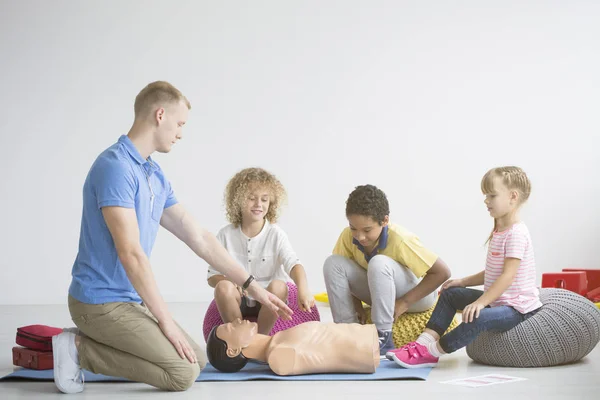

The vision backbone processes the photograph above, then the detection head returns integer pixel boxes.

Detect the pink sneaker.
[385,343,414,361]
[389,342,439,368]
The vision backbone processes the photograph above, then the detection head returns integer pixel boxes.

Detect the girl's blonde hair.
[224,167,287,227]
[481,166,531,243]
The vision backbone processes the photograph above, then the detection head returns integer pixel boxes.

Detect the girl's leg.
[424,287,484,338]
[438,305,525,353]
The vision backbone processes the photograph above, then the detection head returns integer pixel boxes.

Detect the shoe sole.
[390,352,438,369]
[386,349,406,361]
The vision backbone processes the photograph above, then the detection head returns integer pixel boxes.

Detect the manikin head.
[206,319,259,372]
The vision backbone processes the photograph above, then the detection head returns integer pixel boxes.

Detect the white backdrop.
[1,0,598,305]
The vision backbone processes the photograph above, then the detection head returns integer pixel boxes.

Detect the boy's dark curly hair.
[345,184,390,224]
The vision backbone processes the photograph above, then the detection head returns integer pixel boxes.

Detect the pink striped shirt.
[484,222,542,314]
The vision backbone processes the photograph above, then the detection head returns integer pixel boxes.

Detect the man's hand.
[246,282,293,320]
[158,319,197,363]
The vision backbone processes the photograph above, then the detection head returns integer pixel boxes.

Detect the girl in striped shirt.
[387,166,543,368]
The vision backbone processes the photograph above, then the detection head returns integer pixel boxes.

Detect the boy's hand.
[462,301,485,323]
[297,286,315,312]
[394,298,410,319]
[356,306,367,324]
[352,296,367,324]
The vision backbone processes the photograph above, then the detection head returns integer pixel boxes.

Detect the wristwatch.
[242,275,255,291]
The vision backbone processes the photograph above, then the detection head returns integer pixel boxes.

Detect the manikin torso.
[262,322,380,376]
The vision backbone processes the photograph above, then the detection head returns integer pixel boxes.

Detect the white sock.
[416,332,436,345]
[68,333,80,365]
[427,341,444,358]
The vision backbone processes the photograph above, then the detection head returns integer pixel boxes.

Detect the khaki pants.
[68,295,206,391]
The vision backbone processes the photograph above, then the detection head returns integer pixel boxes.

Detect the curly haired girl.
[207,168,314,334]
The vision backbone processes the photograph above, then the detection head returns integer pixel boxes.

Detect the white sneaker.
[52,332,84,394]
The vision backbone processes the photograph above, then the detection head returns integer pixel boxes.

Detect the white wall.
[1,1,598,305]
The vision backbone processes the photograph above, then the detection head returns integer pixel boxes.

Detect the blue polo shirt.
[69,135,177,304]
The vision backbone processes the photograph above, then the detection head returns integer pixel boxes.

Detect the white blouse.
[207,220,301,299]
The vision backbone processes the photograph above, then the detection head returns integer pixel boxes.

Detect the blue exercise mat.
[0,360,431,382]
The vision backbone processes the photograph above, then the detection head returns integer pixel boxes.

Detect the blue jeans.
[425,287,538,353]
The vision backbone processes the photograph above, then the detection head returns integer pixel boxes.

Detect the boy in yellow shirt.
[323,185,451,356]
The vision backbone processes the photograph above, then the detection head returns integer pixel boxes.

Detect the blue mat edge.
[1,361,431,382]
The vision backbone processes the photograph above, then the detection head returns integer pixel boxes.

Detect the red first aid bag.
[16,325,63,351]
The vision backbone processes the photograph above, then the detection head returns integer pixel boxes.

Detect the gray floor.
[1,302,598,399]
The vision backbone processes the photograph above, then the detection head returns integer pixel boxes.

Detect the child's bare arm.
[462,260,519,323]
[476,259,519,306]
[290,264,308,290]
[290,264,315,312]
[401,257,451,306]
[460,270,485,287]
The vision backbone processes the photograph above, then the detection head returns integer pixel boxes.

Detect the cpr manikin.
[207,319,380,375]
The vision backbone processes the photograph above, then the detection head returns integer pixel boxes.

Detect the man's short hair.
[134,81,190,118]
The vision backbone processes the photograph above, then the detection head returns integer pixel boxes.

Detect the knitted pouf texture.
[365,303,460,348]
[466,288,600,367]
[202,282,320,342]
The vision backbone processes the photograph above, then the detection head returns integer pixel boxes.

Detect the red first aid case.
[16,325,63,351]
[12,346,54,370]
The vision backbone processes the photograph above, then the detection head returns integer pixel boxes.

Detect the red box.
[542,272,587,296]
[12,346,54,370]
[562,269,600,293]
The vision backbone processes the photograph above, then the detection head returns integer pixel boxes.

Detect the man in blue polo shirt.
[52,81,292,394]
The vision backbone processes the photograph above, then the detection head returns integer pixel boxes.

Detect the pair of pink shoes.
[385,342,439,368]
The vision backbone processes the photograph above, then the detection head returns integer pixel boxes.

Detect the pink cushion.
[202,282,320,341]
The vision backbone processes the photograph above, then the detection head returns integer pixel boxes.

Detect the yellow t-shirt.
[332,223,437,278]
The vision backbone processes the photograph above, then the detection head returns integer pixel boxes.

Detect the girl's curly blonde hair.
[224,167,287,227]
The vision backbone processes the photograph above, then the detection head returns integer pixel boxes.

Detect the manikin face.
[347,214,389,249]
[153,100,189,153]
[216,318,258,357]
